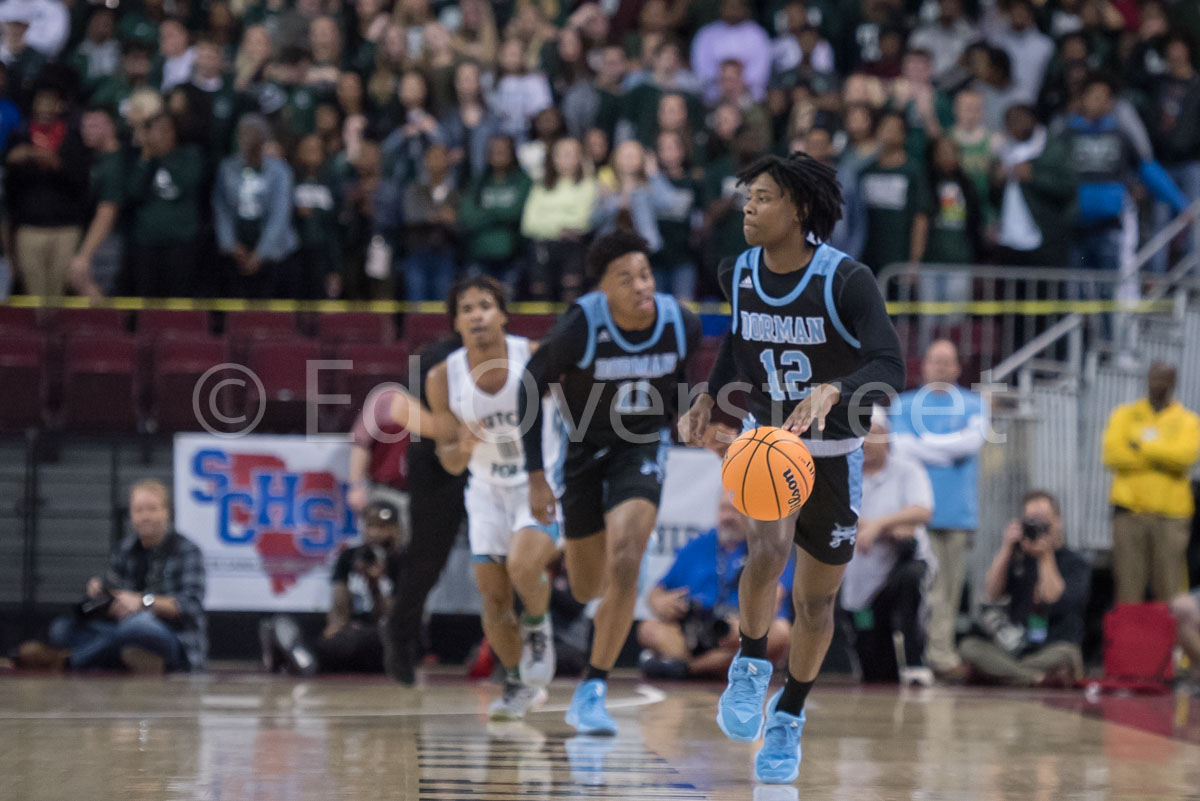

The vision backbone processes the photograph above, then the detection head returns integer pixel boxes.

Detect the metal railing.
[878,201,1200,385]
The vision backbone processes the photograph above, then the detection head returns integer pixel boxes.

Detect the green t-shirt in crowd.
[594,89,623,142]
[952,126,995,224]
[459,170,532,263]
[621,84,705,149]
[926,178,974,265]
[127,144,204,245]
[91,150,125,210]
[293,171,340,256]
[704,156,749,263]
[858,156,932,272]
[90,74,136,116]
[654,172,702,269]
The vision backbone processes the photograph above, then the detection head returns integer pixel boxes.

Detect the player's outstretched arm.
[386,387,440,440]
[423,363,475,475]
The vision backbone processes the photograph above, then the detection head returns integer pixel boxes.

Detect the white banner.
[173,434,358,611]
[634,446,724,620]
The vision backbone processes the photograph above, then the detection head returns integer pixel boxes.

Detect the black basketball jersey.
[720,243,900,445]
[520,291,701,470]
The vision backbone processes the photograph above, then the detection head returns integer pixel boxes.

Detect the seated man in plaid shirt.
[18,479,207,674]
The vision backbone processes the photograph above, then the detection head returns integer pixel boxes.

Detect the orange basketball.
[721,426,816,521]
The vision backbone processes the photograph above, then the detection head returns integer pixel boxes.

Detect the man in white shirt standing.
[840,414,936,685]
[0,0,67,57]
[989,0,1053,105]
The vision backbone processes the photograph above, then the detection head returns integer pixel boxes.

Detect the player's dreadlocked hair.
[736,151,844,243]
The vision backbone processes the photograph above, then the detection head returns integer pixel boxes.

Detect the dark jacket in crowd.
[4,124,90,227]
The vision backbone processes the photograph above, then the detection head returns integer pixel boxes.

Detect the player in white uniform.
[391,276,565,721]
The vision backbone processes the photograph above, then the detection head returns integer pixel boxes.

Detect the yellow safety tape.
[884,299,1176,314]
[0,296,1176,316]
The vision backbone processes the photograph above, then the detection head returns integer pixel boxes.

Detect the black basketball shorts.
[559,435,670,540]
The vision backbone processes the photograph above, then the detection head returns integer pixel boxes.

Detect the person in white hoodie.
[988,0,1053,105]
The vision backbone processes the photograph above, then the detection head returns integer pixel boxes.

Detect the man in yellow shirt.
[1102,362,1200,603]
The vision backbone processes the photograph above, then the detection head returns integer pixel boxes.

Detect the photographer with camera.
[260,500,401,675]
[636,492,792,679]
[959,491,1090,687]
[16,480,207,674]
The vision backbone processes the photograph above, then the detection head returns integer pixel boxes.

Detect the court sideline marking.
[0,683,666,721]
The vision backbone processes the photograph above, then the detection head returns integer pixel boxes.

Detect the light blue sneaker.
[716,652,773,742]
[753,690,805,784]
[565,679,618,735]
[565,735,617,785]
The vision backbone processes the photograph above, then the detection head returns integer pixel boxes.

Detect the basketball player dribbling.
[390,276,565,720]
[678,152,905,783]
[517,231,702,735]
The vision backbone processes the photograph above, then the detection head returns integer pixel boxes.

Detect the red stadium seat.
[317,313,395,343]
[334,342,412,428]
[506,314,555,340]
[245,339,323,433]
[0,306,38,333]
[61,333,139,431]
[401,313,451,349]
[0,330,46,429]
[48,308,128,335]
[137,309,210,339]
[225,311,302,341]
[152,336,235,432]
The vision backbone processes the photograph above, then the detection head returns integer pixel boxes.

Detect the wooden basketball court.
[3,672,1199,800]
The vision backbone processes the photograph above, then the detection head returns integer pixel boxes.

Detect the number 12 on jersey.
[614,380,654,413]
[759,349,813,401]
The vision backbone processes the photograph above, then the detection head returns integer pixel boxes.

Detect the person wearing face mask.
[958,491,1090,688]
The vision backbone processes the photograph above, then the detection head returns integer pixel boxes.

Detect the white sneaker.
[518,617,556,687]
[488,680,547,721]
[900,666,935,687]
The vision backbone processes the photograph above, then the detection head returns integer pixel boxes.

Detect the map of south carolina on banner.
[173,434,358,611]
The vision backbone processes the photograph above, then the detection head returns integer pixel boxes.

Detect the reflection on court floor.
[1,673,1199,801]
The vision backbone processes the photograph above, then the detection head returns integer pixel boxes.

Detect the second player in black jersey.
[678,152,904,785]
[518,231,701,736]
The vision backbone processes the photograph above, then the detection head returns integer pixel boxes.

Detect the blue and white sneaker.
[565,735,617,786]
[716,652,773,742]
[753,690,805,784]
[565,679,618,736]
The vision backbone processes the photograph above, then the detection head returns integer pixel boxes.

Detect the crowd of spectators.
[0,0,1196,304]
